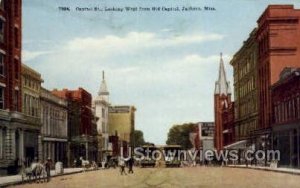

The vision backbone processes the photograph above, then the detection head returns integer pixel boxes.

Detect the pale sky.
[23,0,300,144]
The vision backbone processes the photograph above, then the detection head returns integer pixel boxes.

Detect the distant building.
[190,122,215,151]
[271,68,300,168]
[40,88,68,166]
[108,106,136,149]
[52,88,97,165]
[94,71,110,162]
[108,135,119,157]
[214,53,232,151]
[230,29,259,142]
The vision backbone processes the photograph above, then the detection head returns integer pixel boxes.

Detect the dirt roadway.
[9,167,300,188]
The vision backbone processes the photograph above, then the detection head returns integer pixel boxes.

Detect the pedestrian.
[14,157,19,174]
[45,157,52,182]
[128,157,134,174]
[119,157,126,175]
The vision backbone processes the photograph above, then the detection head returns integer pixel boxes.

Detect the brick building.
[250,5,300,155]
[221,102,235,147]
[256,5,300,132]
[52,88,98,165]
[0,0,36,175]
[230,29,259,142]
[0,0,22,112]
[271,68,300,168]
[214,53,232,151]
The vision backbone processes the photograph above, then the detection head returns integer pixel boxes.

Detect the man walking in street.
[119,157,127,175]
[128,157,134,174]
[45,157,52,182]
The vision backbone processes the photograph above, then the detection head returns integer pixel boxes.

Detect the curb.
[226,165,300,176]
[1,169,84,187]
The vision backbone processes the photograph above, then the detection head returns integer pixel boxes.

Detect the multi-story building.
[271,68,300,168]
[0,0,38,175]
[256,5,300,132]
[94,71,110,162]
[252,5,300,155]
[52,88,98,165]
[230,29,259,141]
[108,105,136,152]
[40,88,68,166]
[0,0,22,112]
[21,64,43,163]
[214,53,232,151]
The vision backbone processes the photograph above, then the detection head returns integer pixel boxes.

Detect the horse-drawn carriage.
[21,162,47,183]
[73,157,98,171]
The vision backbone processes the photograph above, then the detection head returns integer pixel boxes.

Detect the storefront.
[272,123,300,168]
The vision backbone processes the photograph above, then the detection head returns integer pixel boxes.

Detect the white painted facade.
[40,88,68,164]
[94,71,110,161]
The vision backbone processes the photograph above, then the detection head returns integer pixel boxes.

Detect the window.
[0,129,5,159]
[14,90,18,111]
[14,59,18,79]
[0,87,4,109]
[14,28,19,49]
[297,96,300,118]
[102,122,105,133]
[14,0,19,17]
[0,129,2,158]
[102,108,105,118]
[0,19,4,43]
[0,53,3,76]
[0,0,4,10]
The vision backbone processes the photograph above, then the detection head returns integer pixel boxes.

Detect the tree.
[134,130,145,147]
[166,123,197,149]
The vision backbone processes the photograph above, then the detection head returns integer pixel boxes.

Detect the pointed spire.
[98,71,109,96]
[214,53,231,95]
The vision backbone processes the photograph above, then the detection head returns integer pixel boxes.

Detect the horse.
[91,161,98,170]
[21,166,33,182]
[31,162,47,183]
[80,157,90,172]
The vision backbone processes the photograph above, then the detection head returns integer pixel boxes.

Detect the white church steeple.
[214,53,231,96]
[94,71,110,161]
[98,71,109,96]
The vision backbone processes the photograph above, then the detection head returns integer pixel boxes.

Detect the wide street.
[9,167,300,188]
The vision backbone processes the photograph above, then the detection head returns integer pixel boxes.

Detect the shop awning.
[224,140,247,150]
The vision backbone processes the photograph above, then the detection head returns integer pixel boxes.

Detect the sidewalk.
[227,164,300,175]
[0,168,83,187]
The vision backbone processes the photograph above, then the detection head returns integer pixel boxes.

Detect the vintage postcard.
[0,0,300,187]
